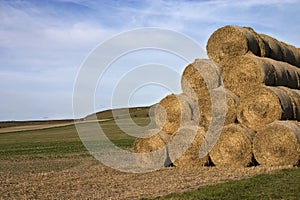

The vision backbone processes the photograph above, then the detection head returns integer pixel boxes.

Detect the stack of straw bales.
[207,25,300,167]
[133,25,300,169]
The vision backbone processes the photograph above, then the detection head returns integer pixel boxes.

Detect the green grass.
[0,117,152,173]
[0,125,85,159]
[0,117,152,160]
[156,167,300,200]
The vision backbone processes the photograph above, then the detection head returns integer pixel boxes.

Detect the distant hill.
[84,105,154,121]
[0,105,154,129]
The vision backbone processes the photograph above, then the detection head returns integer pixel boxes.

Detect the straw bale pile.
[206,25,300,166]
[133,25,300,169]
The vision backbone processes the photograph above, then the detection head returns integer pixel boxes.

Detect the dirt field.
[0,157,291,199]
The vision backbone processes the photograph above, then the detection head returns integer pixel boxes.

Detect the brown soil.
[0,157,292,199]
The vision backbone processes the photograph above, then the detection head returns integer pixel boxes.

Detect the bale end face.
[168,126,209,168]
[133,129,167,153]
[253,121,300,166]
[237,86,293,130]
[154,93,196,134]
[133,129,171,168]
[181,59,221,100]
[221,55,276,97]
[206,25,259,64]
[209,124,254,168]
[197,88,238,130]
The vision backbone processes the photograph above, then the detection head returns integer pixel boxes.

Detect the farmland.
[0,109,299,199]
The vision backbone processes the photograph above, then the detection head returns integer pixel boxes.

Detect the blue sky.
[1,0,300,120]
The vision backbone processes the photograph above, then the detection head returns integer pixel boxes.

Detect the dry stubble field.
[0,116,297,199]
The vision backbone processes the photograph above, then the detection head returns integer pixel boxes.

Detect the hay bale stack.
[222,54,300,97]
[168,125,208,168]
[154,93,198,134]
[253,121,300,166]
[181,59,221,100]
[209,124,255,167]
[136,26,300,169]
[197,87,239,130]
[237,86,294,130]
[206,25,300,67]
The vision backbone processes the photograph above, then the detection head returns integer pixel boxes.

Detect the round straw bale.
[253,121,300,166]
[207,25,300,67]
[168,125,208,168]
[133,129,167,153]
[198,87,239,130]
[206,25,262,64]
[277,87,300,121]
[237,86,294,130]
[133,129,172,168]
[181,59,221,100]
[281,41,297,65]
[292,47,300,66]
[209,124,255,167]
[272,60,299,89]
[222,55,300,97]
[260,35,300,67]
[244,27,270,57]
[154,93,198,134]
[222,54,276,97]
[259,34,284,61]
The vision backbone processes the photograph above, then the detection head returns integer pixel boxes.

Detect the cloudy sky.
[1,0,300,121]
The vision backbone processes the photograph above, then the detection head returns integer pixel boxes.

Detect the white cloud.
[41,22,115,47]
